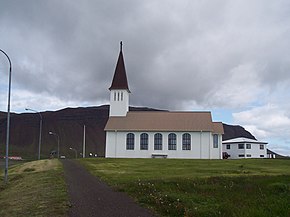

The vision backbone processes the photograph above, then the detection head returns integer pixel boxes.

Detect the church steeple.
[109,42,130,117]
[109,41,130,92]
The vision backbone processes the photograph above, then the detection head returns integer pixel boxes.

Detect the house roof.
[212,122,224,134]
[105,111,224,133]
[222,137,267,144]
[109,42,130,92]
[267,149,287,158]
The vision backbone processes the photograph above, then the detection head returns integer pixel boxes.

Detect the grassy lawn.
[0,159,68,217]
[79,158,290,217]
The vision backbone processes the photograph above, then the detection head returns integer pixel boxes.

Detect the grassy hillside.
[0,158,289,216]
[0,159,68,217]
[80,158,290,217]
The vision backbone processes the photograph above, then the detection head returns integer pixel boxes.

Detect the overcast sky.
[1,0,290,156]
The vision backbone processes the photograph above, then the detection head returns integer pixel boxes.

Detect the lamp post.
[0,49,12,183]
[25,108,42,160]
[69,147,77,159]
[49,132,60,158]
[83,125,86,158]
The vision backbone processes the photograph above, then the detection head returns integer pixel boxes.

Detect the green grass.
[79,158,290,217]
[0,159,68,217]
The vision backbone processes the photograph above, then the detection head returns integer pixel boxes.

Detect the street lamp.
[26,108,42,160]
[69,147,78,159]
[0,49,12,183]
[49,132,60,158]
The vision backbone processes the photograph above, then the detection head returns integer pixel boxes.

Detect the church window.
[260,144,264,150]
[168,133,177,150]
[246,144,251,149]
[140,133,148,150]
[182,133,191,150]
[126,133,134,150]
[121,92,123,101]
[114,92,116,101]
[154,133,162,150]
[117,92,120,101]
[213,134,218,148]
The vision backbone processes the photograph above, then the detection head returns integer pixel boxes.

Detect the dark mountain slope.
[222,123,256,141]
[0,106,109,158]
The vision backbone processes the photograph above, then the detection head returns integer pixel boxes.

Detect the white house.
[222,137,267,159]
[105,42,224,159]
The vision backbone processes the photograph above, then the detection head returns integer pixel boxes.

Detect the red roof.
[109,43,130,91]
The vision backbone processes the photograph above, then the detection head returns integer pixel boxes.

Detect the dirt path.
[62,159,155,217]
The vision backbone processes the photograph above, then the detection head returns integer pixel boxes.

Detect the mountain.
[222,123,256,141]
[0,105,256,159]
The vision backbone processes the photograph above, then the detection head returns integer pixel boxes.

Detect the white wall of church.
[109,90,129,116]
[106,131,222,159]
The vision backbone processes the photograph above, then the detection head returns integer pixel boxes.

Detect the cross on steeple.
[120,41,123,51]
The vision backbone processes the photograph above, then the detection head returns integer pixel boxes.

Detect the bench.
[151,154,168,159]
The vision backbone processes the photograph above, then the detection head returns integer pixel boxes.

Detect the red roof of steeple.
[109,42,130,92]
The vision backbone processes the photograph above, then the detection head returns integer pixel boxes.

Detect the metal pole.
[26,108,42,160]
[0,49,12,183]
[83,125,86,158]
[57,135,60,159]
[39,117,42,159]
[49,132,60,158]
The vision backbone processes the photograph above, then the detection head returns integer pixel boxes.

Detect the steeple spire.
[109,41,130,92]
[108,42,130,117]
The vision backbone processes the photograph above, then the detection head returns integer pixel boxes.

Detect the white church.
[105,43,224,159]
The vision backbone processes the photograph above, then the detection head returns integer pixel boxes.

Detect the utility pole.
[25,108,42,160]
[83,125,86,158]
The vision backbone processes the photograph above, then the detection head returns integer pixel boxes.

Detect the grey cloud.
[1,0,290,112]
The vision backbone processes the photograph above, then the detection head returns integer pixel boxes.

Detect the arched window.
[154,133,162,150]
[213,134,218,148]
[121,92,123,101]
[182,133,191,150]
[140,133,148,150]
[168,133,177,150]
[126,133,134,150]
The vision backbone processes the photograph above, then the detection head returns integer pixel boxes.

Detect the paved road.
[62,160,155,217]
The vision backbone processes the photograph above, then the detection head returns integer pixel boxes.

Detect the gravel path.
[62,159,155,217]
